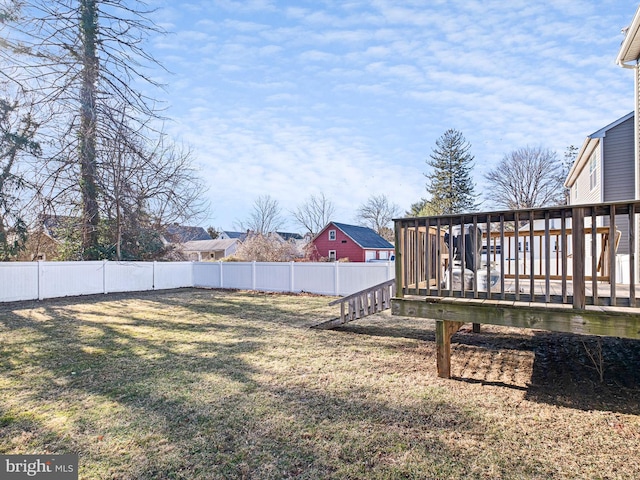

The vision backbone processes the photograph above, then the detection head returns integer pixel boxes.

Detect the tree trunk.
[79,0,100,258]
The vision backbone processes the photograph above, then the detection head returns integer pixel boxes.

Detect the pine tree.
[425,129,478,215]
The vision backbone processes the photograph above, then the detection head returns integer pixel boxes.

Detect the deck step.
[311,279,395,330]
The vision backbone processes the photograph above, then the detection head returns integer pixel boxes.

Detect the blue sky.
[144,0,639,231]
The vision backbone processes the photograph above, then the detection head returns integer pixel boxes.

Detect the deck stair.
[312,279,395,330]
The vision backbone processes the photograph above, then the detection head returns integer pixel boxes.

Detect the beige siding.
[572,143,602,205]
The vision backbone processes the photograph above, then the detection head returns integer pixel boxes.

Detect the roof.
[165,225,211,243]
[565,112,634,187]
[223,231,246,239]
[617,5,640,66]
[276,231,303,241]
[589,111,634,138]
[328,222,394,249]
[40,215,81,240]
[180,239,237,252]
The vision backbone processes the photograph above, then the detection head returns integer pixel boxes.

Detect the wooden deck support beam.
[436,320,464,378]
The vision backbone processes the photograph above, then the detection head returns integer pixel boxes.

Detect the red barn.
[310,222,395,262]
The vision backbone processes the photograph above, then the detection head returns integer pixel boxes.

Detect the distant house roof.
[330,222,394,249]
[41,215,81,241]
[276,231,303,241]
[180,239,237,252]
[165,225,211,243]
[223,231,246,240]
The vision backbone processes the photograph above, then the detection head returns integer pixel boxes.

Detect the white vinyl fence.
[0,261,394,303]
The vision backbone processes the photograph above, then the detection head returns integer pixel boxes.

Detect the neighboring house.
[310,222,394,262]
[564,112,634,254]
[164,225,211,244]
[614,5,640,278]
[178,239,238,261]
[16,215,80,261]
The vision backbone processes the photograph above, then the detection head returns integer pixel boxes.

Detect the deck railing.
[394,201,640,308]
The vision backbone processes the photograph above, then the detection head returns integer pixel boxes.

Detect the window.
[328,250,336,261]
[379,250,389,260]
[328,230,336,241]
[589,153,597,191]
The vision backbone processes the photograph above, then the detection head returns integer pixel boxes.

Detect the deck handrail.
[393,201,640,309]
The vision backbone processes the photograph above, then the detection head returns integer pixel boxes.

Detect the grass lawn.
[1,288,640,479]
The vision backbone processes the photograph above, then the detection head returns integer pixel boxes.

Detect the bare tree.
[231,232,298,262]
[0,96,41,260]
[356,194,400,241]
[291,193,335,236]
[237,195,285,234]
[2,0,167,258]
[97,109,208,260]
[484,146,565,210]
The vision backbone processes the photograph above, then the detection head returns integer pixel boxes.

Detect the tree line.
[0,0,207,261]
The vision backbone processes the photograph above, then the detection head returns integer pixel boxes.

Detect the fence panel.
[293,263,337,295]
[155,262,193,289]
[337,262,393,296]
[106,262,154,293]
[220,263,253,290]
[256,263,291,292]
[39,262,104,299]
[0,263,39,302]
[192,262,222,288]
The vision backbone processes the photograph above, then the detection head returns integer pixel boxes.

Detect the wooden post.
[394,220,404,298]
[436,320,464,378]
[472,323,480,333]
[572,207,586,310]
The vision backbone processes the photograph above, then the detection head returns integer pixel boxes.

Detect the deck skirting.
[392,296,640,340]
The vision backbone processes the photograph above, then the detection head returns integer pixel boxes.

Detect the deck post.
[572,207,586,310]
[436,320,464,378]
[394,220,404,298]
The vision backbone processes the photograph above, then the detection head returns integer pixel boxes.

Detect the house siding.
[603,116,635,202]
[313,225,366,262]
[573,142,602,205]
[603,116,635,254]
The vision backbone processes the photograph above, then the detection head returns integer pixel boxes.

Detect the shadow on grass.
[0,289,516,479]
[335,314,640,415]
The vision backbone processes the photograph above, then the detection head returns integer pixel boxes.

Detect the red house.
[310,222,395,262]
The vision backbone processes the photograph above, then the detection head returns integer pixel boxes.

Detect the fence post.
[219,261,224,288]
[252,261,256,290]
[334,261,340,296]
[290,262,295,293]
[37,260,42,301]
[103,259,108,294]
[153,261,156,290]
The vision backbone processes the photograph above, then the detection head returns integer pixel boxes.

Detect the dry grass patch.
[1,288,640,479]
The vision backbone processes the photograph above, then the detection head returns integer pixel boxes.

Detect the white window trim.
[328,250,337,261]
[589,152,597,192]
[328,230,336,241]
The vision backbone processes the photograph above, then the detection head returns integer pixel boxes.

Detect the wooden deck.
[392,201,640,378]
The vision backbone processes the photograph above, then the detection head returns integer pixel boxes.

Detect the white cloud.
[143,0,640,229]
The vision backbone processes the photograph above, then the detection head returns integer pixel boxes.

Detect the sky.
[142,0,640,232]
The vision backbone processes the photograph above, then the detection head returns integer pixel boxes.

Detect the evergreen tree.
[424,129,478,215]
